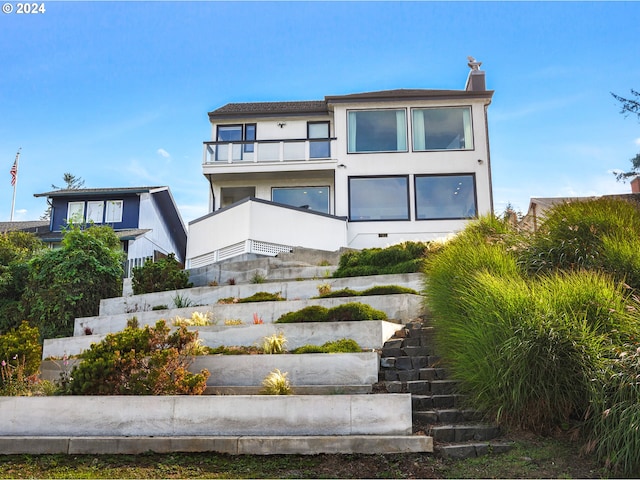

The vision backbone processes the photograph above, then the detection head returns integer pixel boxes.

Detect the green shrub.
[238,291,284,303]
[152,305,168,311]
[601,232,640,290]
[275,305,329,324]
[325,302,387,322]
[291,345,326,354]
[131,253,192,295]
[64,320,209,395]
[0,321,44,395]
[332,242,428,278]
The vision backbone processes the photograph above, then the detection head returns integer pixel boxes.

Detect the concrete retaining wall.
[44,321,403,359]
[77,294,424,336]
[100,273,424,316]
[0,394,412,436]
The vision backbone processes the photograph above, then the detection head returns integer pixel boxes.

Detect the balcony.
[203,138,337,165]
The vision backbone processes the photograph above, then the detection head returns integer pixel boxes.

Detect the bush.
[131,253,192,295]
[360,285,418,296]
[276,305,329,324]
[0,322,44,395]
[325,302,387,322]
[332,242,428,278]
[64,320,209,395]
[317,288,358,298]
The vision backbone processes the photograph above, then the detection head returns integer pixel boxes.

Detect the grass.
[0,435,607,478]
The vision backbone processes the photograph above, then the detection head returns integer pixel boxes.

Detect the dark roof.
[34,186,165,198]
[207,88,493,120]
[208,101,328,119]
[36,228,151,243]
[0,220,50,234]
[325,88,494,103]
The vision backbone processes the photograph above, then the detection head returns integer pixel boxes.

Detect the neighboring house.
[33,186,187,276]
[519,177,640,231]
[186,59,494,268]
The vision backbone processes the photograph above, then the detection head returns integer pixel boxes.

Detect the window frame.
[348,175,410,222]
[414,173,478,221]
[347,108,408,154]
[411,106,474,152]
[307,121,331,159]
[105,200,124,223]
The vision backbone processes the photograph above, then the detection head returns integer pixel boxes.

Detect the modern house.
[186,59,494,269]
[33,186,187,276]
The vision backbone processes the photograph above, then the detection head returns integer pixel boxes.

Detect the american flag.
[10,160,17,186]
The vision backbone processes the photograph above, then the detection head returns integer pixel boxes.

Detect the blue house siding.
[50,195,141,231]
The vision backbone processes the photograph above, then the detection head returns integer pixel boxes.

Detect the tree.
[21,225,124,339]
[41,173,85,220]
[612,90,640,181]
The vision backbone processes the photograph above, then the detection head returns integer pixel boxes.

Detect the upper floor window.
[67,202,84,223]
[87,201,104,224]
[347,110,407,153]
[412,107,473,151]
[105,200,123,223]
[308,121,330,158]
[216,124,256,160]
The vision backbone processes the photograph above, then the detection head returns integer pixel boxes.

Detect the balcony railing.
[203,138,336,164]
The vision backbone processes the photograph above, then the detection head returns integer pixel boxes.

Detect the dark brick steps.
[377,319,512,460]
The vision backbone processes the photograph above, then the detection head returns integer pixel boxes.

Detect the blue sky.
[1,1,639,225]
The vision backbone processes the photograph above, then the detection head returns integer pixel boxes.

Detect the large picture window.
[272,186,330,214]
[86,201,104,224]
[412,107,473,151]
[348,110,407,153]
[67,202,84,223]
[349,176,409,221]
[415,174,477,220]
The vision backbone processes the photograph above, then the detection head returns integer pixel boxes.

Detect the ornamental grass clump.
[586,343,640,477]
[262,332,287,354]
[261,369,292,395]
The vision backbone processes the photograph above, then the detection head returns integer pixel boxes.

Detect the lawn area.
[0,434,606,479]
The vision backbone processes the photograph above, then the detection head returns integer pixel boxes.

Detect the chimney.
[631,176,640,193]
[465,56,486,92]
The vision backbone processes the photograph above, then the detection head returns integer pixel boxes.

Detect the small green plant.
[260,369,292,395]
[172,293,194,308]
[152,305,168,311]
[250,271,266,284]
[292,338,361,354]
[317,288,358,298]
[262,332,287,354]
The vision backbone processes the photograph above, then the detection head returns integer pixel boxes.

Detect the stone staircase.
[376,319,514,459]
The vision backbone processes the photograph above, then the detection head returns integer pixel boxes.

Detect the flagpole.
[10,148,21,221]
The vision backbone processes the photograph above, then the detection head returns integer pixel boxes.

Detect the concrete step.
[0,435,433,455]
[413,408,484,426]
